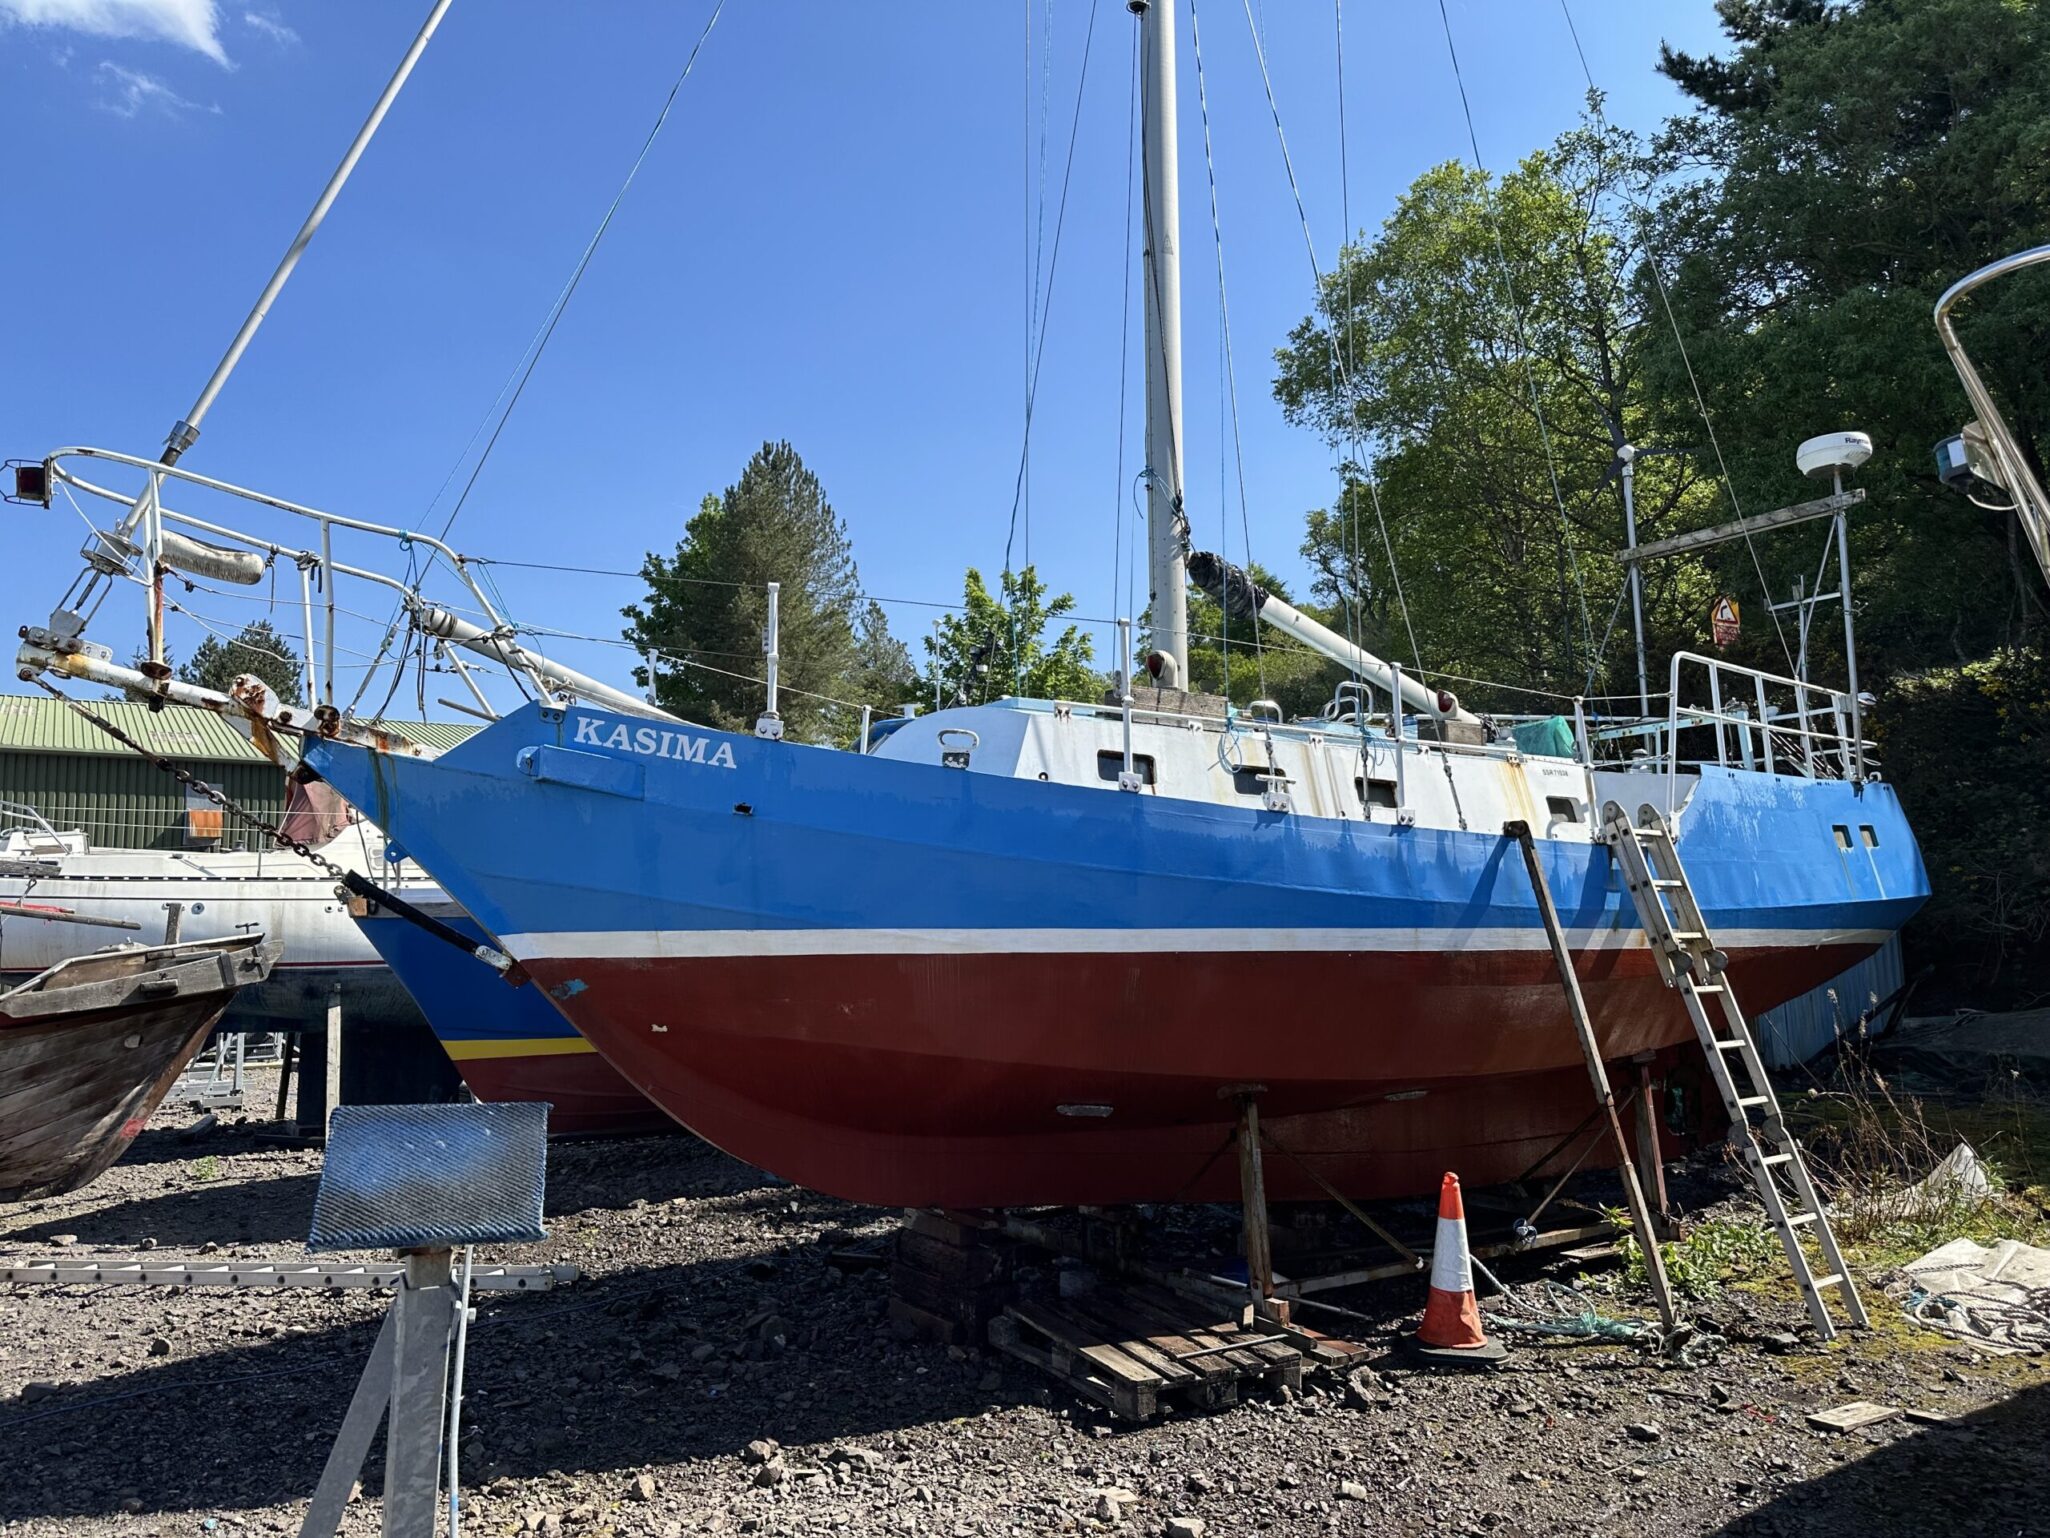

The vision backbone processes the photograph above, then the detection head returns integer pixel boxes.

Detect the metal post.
[319,520,336,708]
[1706,660,1726,769]
[1571,695,1591,767]
[932,620,942,713]
[1138,0,1188,681]
[445,1246,475,1538]
[1619,445,1649,715]
[144,470,167,673]
[1117,618,1138,790]
[298,559,318,710]
[1788,576,1811,686]
[756,581,783,739]
[383,1249,456,1536]
[858,703,873,754]
[1832,470,1865,781]
[1387,661,1407,812]
[322,985,342,1140]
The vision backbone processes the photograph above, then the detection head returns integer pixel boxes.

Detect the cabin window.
[1233,765,1280,796]
[1546,796,1582,824]
[1097,751,1157,785]
[1860,824,1880,848]
[1833,824,1853,851]
[1355,777,1399,810]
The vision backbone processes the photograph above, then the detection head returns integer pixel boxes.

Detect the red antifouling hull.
[515,940,1862,1206]
[451,1047,676,1139]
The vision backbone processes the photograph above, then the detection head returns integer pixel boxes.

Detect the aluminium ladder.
[1601,801,1868,1341]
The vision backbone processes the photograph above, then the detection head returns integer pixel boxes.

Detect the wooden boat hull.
[0,936,280,1202]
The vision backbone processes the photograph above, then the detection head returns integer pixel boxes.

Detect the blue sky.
[0,0,1726,713]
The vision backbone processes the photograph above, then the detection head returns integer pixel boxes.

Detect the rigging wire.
[1333,0,1365,665]
[1233,0,1424,680]
[1553,0,1801,680]
[1025,0,1054,573]
[432,0,727,553]
[999,0,1103,693]
[1188,0,1267,700]
[996,0,1098,697]
[345,0,728,714]
[1111,24,1140,632]
[1432,0,1597,682]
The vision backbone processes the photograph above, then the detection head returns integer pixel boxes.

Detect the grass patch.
[189,1154,221,1182]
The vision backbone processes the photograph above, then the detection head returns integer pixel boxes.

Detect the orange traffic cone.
[1410,1171,1507,1364]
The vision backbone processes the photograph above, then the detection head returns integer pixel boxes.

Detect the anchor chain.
[29,679,522,981]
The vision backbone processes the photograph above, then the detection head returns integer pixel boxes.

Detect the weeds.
[1599,1207,1782,1300]
[1784,1056,2048,1265]
[190,1154,221,1182]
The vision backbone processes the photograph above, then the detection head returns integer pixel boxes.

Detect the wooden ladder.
[1602,800,1868,1341]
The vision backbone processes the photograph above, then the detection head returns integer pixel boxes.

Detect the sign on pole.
[1710,596,1741,649]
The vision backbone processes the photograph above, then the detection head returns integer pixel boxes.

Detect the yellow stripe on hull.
[441,1036,597,1062]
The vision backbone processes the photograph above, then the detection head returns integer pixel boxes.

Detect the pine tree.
[624,442,891,741]
[177,619,304,704]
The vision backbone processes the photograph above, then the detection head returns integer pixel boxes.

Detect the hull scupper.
[304,695,1926,1206]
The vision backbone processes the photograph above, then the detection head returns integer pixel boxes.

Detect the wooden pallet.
[989,1282,1304,1421]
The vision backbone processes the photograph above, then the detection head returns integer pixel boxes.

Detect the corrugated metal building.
[0,694,475,851]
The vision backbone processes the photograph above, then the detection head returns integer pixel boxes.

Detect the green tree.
[850,599,920,716]
[1646,0,2050,676]
[1872,646,2050,1005]
[1274,117,1721,711]
[176,619,304,704]
[926,566,1100,705]
[623,441,883,740]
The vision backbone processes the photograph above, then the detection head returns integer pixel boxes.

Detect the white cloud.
[240,7,293,45]
[0,0,228,66]
[94,58,217,116]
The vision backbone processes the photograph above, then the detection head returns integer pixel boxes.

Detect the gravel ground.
[2,1074,2045,1538]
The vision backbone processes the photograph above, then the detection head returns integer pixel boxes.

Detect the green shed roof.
[0,693,480,762]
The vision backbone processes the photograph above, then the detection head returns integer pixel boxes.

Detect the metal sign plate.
[308,1101,549,1251]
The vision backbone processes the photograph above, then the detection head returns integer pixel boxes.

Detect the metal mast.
[1137,0,1188,680]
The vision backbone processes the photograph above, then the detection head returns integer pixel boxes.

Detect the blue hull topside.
[307,701,1927,957]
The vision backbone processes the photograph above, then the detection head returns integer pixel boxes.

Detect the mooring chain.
[26,678,521,980]
[29,678,349,878]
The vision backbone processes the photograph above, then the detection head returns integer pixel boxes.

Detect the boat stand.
[298,1101,552,1538]
[1505,819,1679,1331]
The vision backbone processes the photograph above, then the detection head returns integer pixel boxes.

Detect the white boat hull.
[0,834,433,1031]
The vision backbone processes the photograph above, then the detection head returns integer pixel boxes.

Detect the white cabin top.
[868,696,1626,843]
